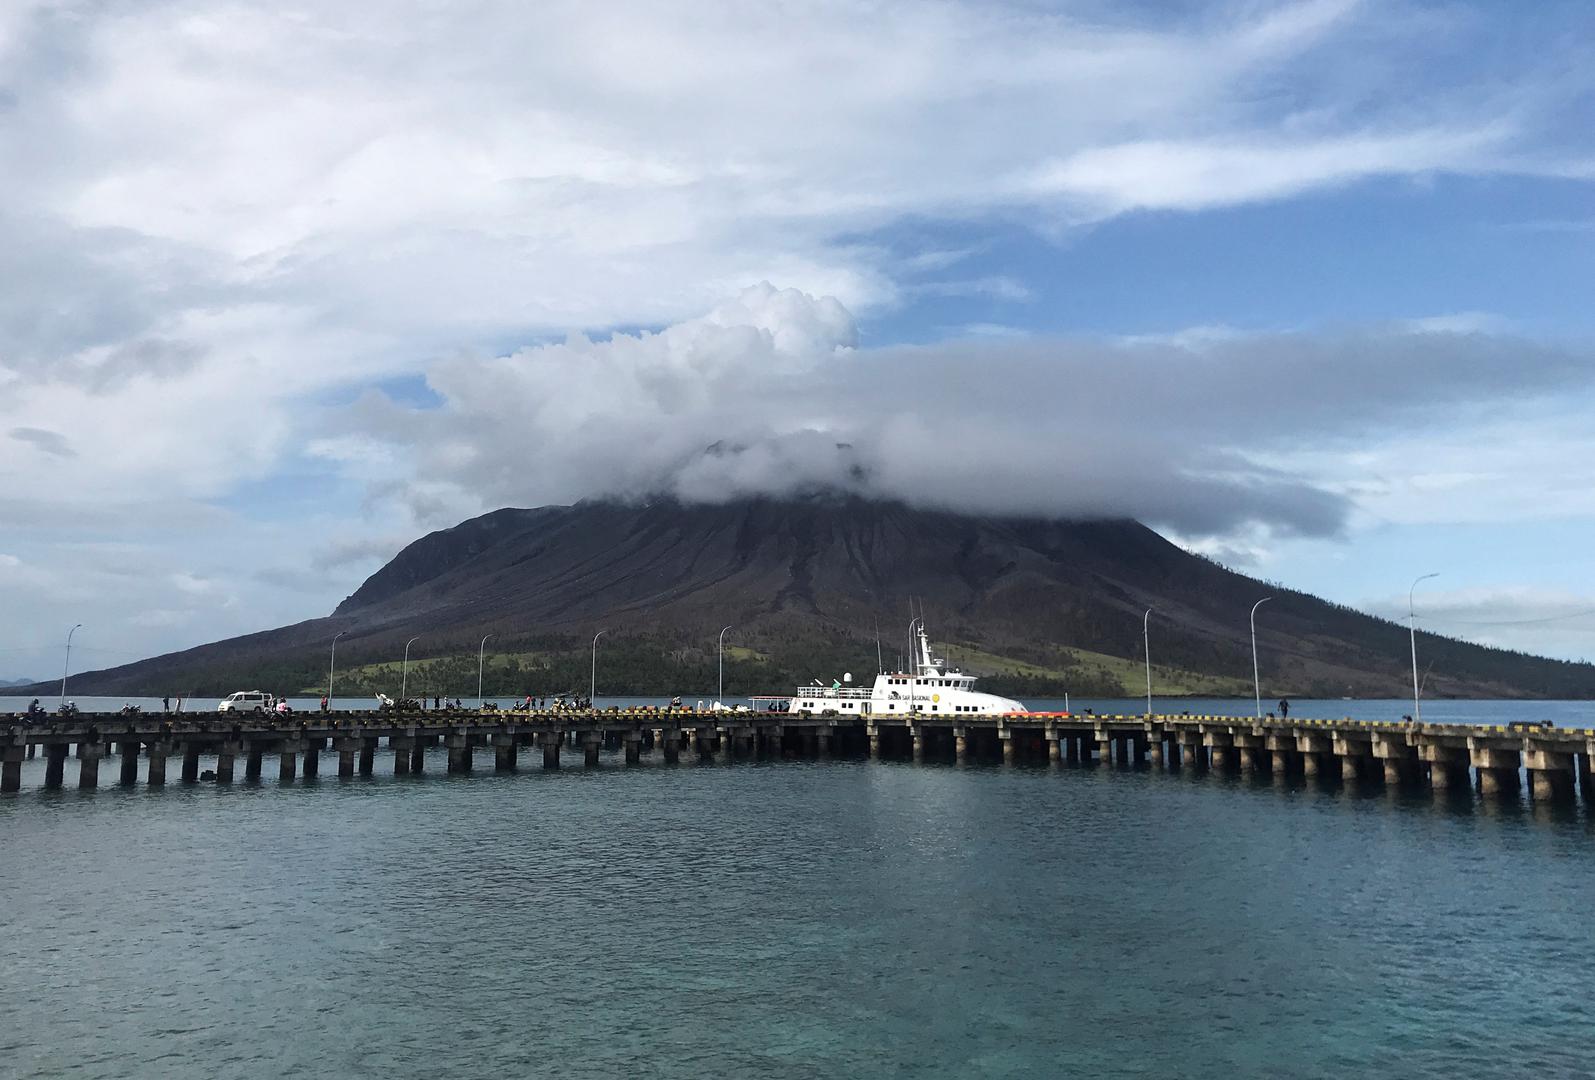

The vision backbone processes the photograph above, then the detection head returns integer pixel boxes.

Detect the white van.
[218,691,271,713]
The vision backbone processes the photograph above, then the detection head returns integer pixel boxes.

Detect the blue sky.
[1,0,1593,676]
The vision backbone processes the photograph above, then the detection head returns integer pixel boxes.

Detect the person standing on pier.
[162,695,170,713]
[320,695,329,713]
[1278,698,1290,718]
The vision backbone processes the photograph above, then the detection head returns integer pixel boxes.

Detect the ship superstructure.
[757,621,1027,717]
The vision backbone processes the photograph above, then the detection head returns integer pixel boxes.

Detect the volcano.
[32,498,1595,700]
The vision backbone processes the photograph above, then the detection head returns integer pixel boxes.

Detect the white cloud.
[363,284,1595,542]
[1,0,1592,666]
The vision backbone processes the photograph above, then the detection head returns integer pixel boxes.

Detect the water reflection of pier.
[4,710,1592,804]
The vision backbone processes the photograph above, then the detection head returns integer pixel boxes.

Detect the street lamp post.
[1409,572,1439,724]
[328,630,346,708]
[590,629,608,707]
[717,625,733,710]
[1142,608,1154,716]
[60,623,83,709]
[400,636,419,703]
[1250,597,1273,719]
[477,634,492,709]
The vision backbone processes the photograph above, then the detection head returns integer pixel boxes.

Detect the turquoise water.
[2,741,1592,1078]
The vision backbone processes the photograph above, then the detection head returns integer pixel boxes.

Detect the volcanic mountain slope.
[35,498,1595,699]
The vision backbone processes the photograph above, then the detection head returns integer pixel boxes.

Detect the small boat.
[754,620,1027,718]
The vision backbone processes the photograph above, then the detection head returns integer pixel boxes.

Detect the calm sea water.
[2,701,1592,1078]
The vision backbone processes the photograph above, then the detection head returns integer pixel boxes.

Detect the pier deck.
[4,709,1593,803]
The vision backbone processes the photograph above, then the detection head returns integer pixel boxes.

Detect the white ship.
[756,621,1027,718]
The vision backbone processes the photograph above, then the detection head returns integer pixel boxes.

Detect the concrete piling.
[1523,747,1575,802]
[446,733,471,774]
[391,735,414,775]
[542,731,561,770]
[1470,741,1521,797]
[79,742,101,788]
[215,742,239,783]
[181,743,201,783]
[278,742,299,783]
[1,743,24,793]
[44,744,67,788]
[583,733,601,767]
[336,738,359,778]
[147,742,169,786]
[245,746,264,781]
[954,728,970,763]
[359,738,377,775]
[119,740,141,786]
[495,734,520,771]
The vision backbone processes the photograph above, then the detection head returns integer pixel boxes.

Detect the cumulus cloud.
[1,0,1592,664]
[364,284,1595,539]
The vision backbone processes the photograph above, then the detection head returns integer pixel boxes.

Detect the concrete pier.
[495,733,519,771]
[1523,745,1575,801]
[446,733,471,773]
[1422,743,1471,791]
[79,742,101,788]
[147,741,169,786]
[1,742,23,793]
[44,744,67,788]
[1203,728,1234,771]
[391,735,413,775]
[1234,730,1264,774]
[1333,733,1373,782]
[1373,731,1419,786]
[336,737,359,778]
[5,708,1594,817]
[118,740,140,786]
[1470,740,1521,796]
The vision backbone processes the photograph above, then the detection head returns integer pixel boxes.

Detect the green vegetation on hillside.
[257,634,1244,702]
